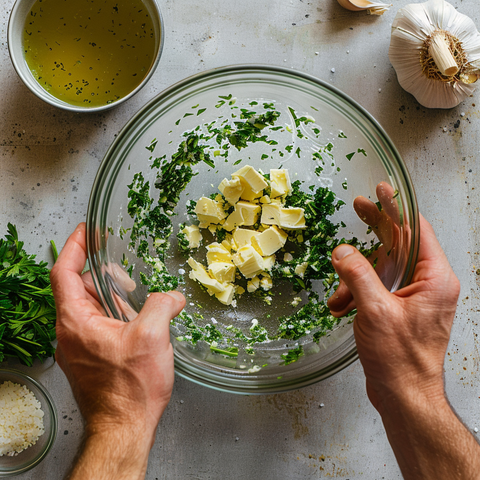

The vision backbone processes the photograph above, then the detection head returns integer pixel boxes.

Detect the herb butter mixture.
[124,96,371,365]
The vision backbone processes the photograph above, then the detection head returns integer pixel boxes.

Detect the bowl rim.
[7,0,165,113]
[0,368,58,476]
[86,64,420,394]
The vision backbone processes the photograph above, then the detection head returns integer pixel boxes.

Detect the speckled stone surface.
[1,0,479,478]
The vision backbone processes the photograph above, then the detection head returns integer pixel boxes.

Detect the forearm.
[379,388,480,479]
[67,425,154,480]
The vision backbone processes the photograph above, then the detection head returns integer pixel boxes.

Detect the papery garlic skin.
[337,0,391,16]
[389,0,480,109]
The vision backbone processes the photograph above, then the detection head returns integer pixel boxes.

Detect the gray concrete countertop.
[1,0,479,478]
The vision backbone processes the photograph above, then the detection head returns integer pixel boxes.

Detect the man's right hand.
[328,215,480,479]
[328,214,459,412]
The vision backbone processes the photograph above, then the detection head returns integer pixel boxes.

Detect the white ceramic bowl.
[7,0,164,113]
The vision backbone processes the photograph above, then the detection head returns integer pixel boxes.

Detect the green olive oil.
[23,0,157,107]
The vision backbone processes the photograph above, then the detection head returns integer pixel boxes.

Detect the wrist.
[365,361,446,417]
[374,379,450,446]
[85,420,156,448]
[379,382,447,418]
[69,423,155,480]
[373,381,480,480]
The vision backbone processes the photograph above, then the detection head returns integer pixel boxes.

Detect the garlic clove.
[337,0,391,16]
[460,72,479,85]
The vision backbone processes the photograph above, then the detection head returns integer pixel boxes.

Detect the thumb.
[137,291,186,325]
[329,244,389,313]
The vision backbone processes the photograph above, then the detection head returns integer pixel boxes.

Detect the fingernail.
[333,244,355,261]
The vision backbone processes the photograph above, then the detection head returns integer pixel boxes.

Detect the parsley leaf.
[0,224,56,366]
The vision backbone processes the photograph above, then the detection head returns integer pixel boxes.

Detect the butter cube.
[208,225,218,235]
[260,204,282,226]
[232,165,268,194]
[206,242,232,264]
[194,197,226,225]
[240,187,263,202]
[233,227,261,249]
[279,207,306,229]
[251,225,287,256]
[223,201,261,231]
[263,254,276,271]
[247,276,260,293]
[209,262,236,283]
[233,245,265,278]
[181,224,202,249]
[221,239,233,252]
[270,169,292,198]
[187,257,225,294]
[218,177,244,205]
[215,283,235,306]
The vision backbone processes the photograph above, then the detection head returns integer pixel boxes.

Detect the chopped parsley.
[0,224,56,366]
[123,96,374,366]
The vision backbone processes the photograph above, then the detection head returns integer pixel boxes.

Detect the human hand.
[326,192,480,480]
[330,182,402,316]
[328,208,459,413]
[50,223,185,460]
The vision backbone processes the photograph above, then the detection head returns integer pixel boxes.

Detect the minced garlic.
[0,381,45,456]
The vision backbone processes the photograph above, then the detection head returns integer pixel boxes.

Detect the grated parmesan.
[0,381,45,456]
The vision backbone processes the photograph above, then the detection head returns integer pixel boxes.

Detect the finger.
[330,244,390,311]
[327,279,354,317]
[354,196,383,227]
[50,223,99,317]
[130,292,186,350]
[354,195,394,251]
[136,291,186,325]
[53,223,88,276]
[106,263,137,293]
[416,214,449,265]
[81,271,107,314]
[81,271,100,300]
[377,182,400,227]
[397,215,459,299]
[85,290,107,316]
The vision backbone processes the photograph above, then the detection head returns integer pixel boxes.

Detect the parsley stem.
[210,346,239,357]
[50,240,59,263]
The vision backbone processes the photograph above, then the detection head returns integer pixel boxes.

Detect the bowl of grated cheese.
[0,369,57,477]
[87,65,419,394]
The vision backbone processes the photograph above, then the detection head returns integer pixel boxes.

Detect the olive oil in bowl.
[22,0,160,108]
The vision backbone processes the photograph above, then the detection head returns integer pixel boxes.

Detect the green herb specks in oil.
[23,0,157,107]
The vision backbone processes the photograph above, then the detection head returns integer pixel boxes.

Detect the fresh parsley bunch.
[0,223,56,366]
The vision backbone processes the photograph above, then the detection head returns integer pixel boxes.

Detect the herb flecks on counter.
[0,224,56,366]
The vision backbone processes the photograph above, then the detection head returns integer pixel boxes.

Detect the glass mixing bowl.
[87,65,419,394]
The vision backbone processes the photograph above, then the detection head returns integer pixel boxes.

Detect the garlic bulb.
[389,0,480,109]
[337,0,391,15]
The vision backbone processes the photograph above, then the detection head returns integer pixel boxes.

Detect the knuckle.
[149,292,177,311]
[135,321,155,339]
[345,259,371,283]
[451,275,461,299]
